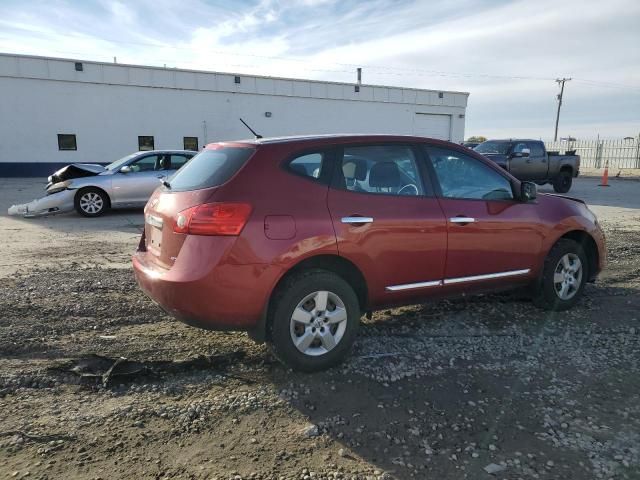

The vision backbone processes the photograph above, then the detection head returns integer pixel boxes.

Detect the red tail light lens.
[173,203,252,236]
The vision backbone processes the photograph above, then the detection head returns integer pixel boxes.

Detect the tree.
[467,136,487,143]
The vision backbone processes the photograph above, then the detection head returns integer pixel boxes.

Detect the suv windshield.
[474,141,512,155]
[167,146,255,191]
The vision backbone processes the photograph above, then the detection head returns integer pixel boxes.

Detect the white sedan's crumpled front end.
[7,188,76,217]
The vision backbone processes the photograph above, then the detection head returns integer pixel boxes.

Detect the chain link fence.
[544,137,640,169]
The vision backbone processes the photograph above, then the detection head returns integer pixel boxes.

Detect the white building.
[0,53,468,176]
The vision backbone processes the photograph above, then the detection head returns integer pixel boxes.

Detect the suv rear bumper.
[132,241,279,331]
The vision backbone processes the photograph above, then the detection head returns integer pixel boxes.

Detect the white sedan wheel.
[79,192,105,215]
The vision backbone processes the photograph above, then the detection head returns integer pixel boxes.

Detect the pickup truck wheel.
[533,239,588,311]
[75,188,109,217]
[269,269,360,372]
[553,170,573,193]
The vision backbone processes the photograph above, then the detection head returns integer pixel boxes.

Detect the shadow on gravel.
[262,281,640,478]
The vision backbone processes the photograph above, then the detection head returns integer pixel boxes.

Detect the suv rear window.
[167,147,255,191]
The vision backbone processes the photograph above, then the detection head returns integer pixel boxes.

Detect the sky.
[1,0,639,140]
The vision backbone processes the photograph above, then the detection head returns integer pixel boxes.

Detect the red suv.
[133,135,605,371]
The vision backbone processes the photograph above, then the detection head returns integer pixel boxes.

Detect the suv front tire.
[534,239,588,311]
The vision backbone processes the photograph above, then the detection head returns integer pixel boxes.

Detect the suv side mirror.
[521,181,537,201]
[120,165,132,173]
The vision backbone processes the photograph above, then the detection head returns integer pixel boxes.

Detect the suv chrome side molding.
[341,216,374,224]
[444,269,530,284]
[385,269,531,291]
[385,280,442,291]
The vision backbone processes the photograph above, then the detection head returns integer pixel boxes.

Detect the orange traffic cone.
[599,162,610,187]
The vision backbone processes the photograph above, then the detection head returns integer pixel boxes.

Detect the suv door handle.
[342,216,374,224]
[450,217,475,224]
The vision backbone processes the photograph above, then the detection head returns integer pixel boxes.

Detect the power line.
[572,79,640,91]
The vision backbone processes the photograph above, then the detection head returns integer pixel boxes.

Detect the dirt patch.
[0,228,639,480]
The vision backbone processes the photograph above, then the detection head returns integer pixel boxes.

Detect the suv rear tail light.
[173,203,252,236]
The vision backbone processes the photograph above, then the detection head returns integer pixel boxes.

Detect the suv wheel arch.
[248,254,368,343]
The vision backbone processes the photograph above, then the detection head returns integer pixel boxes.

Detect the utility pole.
[554,77,571,141]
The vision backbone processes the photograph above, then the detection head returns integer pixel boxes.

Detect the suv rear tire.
[269,269,360,372]
[533,239,588,311]
[75,188,109,217]
[553,170,573,193]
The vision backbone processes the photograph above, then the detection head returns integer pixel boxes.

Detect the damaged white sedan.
[8,150,195,217]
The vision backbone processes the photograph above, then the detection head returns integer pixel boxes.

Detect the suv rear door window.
[167,147,255,191]
[426,147,513,201]
[336,145,426,197]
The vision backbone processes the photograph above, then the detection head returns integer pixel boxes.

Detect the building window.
[183,137,198,151]
[138,136,155,151]
[57,134,77,151]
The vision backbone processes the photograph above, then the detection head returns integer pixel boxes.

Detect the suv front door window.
[428,147,514,201]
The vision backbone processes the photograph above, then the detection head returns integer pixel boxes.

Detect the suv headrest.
[342,158,367,180]
[369,161,401,188]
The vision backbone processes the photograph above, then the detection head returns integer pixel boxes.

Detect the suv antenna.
[239,118,262,139]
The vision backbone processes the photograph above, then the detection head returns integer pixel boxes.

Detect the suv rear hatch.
[140,144,256,269]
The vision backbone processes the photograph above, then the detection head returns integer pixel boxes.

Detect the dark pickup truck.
[474,139,580,193]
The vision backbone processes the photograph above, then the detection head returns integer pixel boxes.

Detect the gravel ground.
[1,217,639,479]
